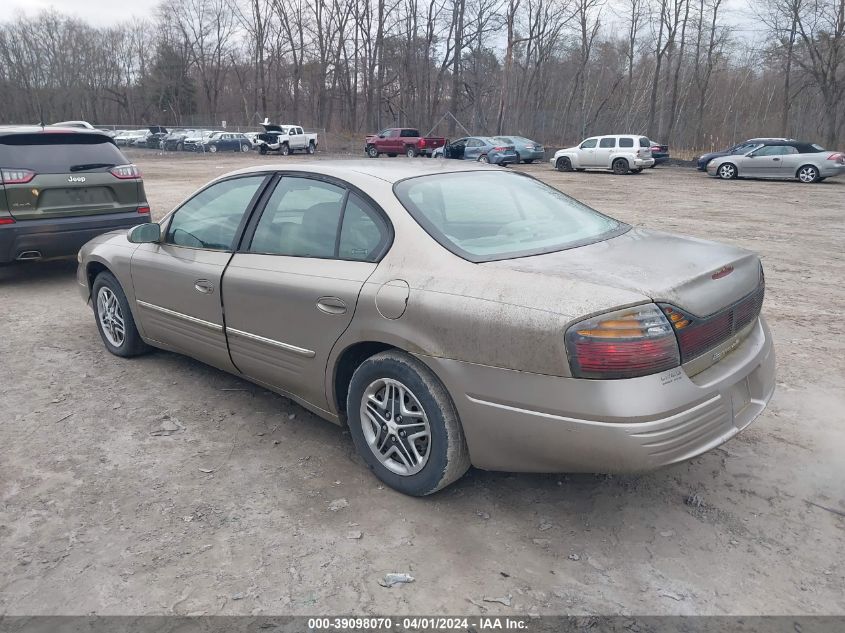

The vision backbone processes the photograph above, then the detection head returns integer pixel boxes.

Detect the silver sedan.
[77,161,775,495]
[707,141,845,183]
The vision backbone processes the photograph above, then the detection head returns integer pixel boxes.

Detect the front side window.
[165,176,266,250]
[755,145,795,156]
[395,171,627,262]
[249,177,345,258]
[580,138,597,148]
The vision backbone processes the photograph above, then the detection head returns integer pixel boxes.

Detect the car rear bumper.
[633,157,656,168]
[518,149,545,161]
[819,164,845,178]
[418,316,775,473]
[0,211,146,264]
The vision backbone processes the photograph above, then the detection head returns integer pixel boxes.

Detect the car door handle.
[194,279,214,294]
[316,296,347,315]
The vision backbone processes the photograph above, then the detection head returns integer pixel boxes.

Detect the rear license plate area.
[728,377,751,422]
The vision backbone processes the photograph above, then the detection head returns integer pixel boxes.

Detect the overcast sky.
[7,0,762,39]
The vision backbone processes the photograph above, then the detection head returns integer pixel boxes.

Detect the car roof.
[0,125,112,138]
[224,159,505,184]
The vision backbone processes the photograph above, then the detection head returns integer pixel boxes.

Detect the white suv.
[551,135,654,174]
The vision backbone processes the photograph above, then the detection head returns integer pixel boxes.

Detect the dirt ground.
[1,149,843,617]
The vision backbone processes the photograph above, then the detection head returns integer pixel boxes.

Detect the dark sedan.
[647,140,670,166]
[493,136,545,163]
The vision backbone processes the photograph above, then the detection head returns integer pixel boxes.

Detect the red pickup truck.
[364,128,447,158]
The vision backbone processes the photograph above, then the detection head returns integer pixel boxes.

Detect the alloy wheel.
[798,166,818,183]
[359,378,431,476]
[97,287,125,347]
[718,164,736,179]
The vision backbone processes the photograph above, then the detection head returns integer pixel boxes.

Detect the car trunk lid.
[484,227,762,319]
[1,132,142,220]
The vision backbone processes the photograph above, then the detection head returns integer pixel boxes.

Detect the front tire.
[280,143,290,156]
[347,351,470,496]
[717,162,738,180]
[366,145,379,158]
[556,157,572,171]
[259,145,268,155]
[92,272,150,358]
[612,158,629,175]
[797,164,820,183]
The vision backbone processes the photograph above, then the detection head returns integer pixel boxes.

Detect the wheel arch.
[330,341,398,423]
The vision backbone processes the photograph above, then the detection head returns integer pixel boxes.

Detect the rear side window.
[619,137,634,148]
[599,138,615,148]
[339,194,389,262]
[249,177,345,258]
[400,129,420,138]
[0,133,128,173]
[639,137,650,147]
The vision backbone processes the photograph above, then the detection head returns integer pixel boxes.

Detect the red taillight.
[827,152,844,161]
[419,139,426,147]
[1,168,36,184]
[650,146,661,152]
[493,147,507,152]
[137,205,151,214]
[0,217,15,225]
[110,164,141,179]
[565,304,680,379]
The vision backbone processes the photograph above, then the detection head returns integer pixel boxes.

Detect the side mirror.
[745,151,756,157]
[289,130,295,135]
[378,134,385,139]
[128,222,162,244]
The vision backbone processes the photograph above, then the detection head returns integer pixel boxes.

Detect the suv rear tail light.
[110,164,141,179]
[565,304,680,379]
[1,168,36,184]
[137,205,151,214]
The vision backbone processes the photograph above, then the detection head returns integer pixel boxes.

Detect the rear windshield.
[394,171,627,262]
[0,133,128,174]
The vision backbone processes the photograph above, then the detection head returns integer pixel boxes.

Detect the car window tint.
[580,138,597,148]
[755,145,792,156]
[0,133,128,173]
[639,137,650,147]
[338,194,388,262]
[166,176,265,250]
[599,137,616,148]
[249,177,345,257]
[397,172,622,261]
[619,137,634,148]
[495,137,513,144]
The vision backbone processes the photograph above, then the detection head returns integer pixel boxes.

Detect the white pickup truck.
[255,122,319,155]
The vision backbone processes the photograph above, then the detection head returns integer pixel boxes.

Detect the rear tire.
[612,158,629,175]
[307,141,316,154]
[208,144,218,154]
[406,146,417,158]
[556,157,572,171]
[92,272,150,358]
[478,154,489,164]
[346,351,470,496]
[241,144,250,153]
[717,162,738,180]
[797,164,820,183]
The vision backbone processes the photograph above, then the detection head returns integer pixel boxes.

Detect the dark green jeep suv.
[0,126,149,264]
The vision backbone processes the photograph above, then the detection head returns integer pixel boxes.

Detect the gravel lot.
[1,150,843,616]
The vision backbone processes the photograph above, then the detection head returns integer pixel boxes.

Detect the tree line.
[0,0,842,151]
